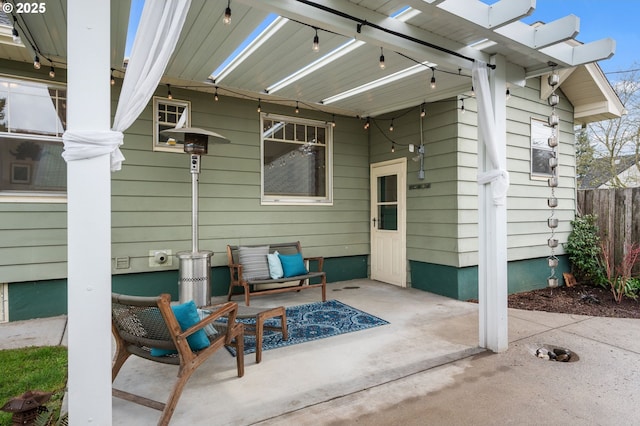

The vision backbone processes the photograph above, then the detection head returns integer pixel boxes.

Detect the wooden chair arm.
[176,301,239,344]
[304,256,324,272]
[228,263,244,282]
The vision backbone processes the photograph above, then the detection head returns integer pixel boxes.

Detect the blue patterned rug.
[223,300,389,356]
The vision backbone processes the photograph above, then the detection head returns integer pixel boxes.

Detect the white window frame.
[530,118,555,179]
[260,113,333,205]
[153,96,191,153]
[0,75,67,202]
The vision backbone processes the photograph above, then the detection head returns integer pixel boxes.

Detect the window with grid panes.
[153,96,191,152]
[261,113,332,204]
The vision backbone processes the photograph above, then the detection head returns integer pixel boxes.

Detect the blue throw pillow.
[267,250,284,279]
[150,300,210,357]
[278,252,308,277]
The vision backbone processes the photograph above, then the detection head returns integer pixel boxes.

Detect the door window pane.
[377,175,397,202]
[378,205,398,230]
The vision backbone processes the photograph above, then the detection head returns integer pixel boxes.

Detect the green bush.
[565,214,606,287]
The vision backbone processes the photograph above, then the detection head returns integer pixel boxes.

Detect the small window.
[0,76,67,198]
[153,97,191,152]
[530,118,555,178]
[261,113,332,205]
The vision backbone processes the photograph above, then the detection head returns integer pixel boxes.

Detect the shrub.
[565,214,606,286]
[601,241,640,303]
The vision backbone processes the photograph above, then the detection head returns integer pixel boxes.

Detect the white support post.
[478,54,509,353]
[66,0,112,423]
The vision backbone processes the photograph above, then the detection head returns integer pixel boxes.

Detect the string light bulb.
[110,68,115,85]
[167,84,172,100]
[257,98,261,113]
[389,119,394,132]
[312,28,319,52]
[379,47,385,69]
[11,17,20,44]
[49,66,55,79]
[295,101,299,114]
[460,98,465,114]
[506,87,511,100]
[223,0,231,24]
[430,68,436,89]
[420,103,426,118]
[214,86,219,101]
[391,142,395,153]
[471,85,475,97]
[33,55,41,70]
[364,117,370,130]
[331,114,336,128]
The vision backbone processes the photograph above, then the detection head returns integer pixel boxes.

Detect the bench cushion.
[278,252,308,277]
[267,250,284,279]
[238,245,271,280]
[246,271,325,285]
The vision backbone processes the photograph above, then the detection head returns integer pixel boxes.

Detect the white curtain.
[62,0,191,171]
[472,60,510,205]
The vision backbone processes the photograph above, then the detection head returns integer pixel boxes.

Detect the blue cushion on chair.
[150,300,210,357]
[278,252,308,277]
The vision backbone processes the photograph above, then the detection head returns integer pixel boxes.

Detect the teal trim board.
[8,279,67,322]
[6,255,370,321]
[410,256,570,300]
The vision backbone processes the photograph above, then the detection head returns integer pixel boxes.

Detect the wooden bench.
[227,242,326,306]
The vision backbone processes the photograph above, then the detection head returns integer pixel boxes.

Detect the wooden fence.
[577,188,640,274]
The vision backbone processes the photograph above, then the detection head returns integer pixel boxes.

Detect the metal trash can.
[177,250,213,307]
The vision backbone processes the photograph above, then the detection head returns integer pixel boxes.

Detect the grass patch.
[0,346,67,426]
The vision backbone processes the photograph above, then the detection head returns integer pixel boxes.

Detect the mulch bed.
[506,284,640,319]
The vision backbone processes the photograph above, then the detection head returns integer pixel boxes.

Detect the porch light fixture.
[379,47,385,69]
[312,28,319,52]
[212,15,288,84]
[223,0,231,25]
[266,39,365,94]
[33,55,40,70]
[321,62,431,105]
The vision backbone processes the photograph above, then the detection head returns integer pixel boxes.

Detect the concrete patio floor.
[2,278,639,425]
[112,279,483,424]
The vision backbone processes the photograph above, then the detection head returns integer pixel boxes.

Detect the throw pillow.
[238,245,271,281]
[278,252,309,277]
[267,250,284,279]
[150,300,210,357]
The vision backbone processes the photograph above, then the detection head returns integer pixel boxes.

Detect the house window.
[0,76,67,198]
[530,118,554,178]
[261,113,332,205]
[153,97,191,152]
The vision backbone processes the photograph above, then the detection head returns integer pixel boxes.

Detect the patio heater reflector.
[161,127,230,307]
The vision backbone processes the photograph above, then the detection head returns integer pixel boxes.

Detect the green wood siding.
[0,62,370,283]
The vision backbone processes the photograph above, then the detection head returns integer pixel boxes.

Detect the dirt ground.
[507,283,640,319]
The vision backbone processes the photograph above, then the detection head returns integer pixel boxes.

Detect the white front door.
[370,159,406,287]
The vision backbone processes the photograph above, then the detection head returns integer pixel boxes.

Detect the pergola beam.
[496,15,579,49]
[435,0,535,29]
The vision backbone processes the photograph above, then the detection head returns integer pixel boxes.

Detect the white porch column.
[478,54,509,352]
[66,0,112,423]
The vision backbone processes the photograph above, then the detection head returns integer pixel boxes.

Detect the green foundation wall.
[7,255,368,321]
[410,255,570,300]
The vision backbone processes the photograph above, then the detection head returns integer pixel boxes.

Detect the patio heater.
[161,127,230,307]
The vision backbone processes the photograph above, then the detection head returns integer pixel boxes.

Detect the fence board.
[577,188,640,275]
